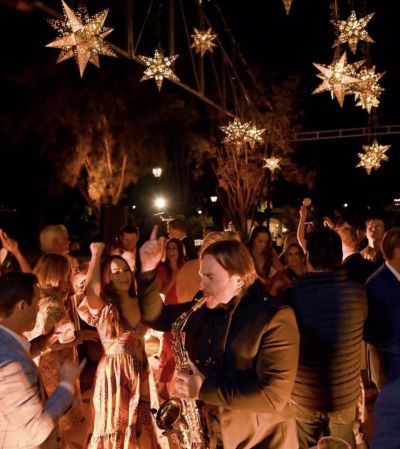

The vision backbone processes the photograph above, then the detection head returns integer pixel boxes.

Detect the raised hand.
[58,358,86,386]
[140,225,166,272]
[90,242,106,257]
[0,229,19,255]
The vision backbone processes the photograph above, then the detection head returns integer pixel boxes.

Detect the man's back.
[289,269,367,412]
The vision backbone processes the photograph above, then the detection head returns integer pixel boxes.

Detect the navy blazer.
[364,264,400,384]
[372,378,400,449]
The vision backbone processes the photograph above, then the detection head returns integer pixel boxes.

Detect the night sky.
[1,0,399,241]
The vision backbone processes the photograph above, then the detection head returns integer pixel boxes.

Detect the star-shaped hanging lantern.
[263,157,281,172]
[313,52,361,106]
[357,139,391,175]
[219,118,252,146]
[350,66,385,113]
[46,1,117,77]
[245,124,265,149]
[138,49,180,91]
[191,28,217,57]
[333,10,375,55]
[282,0,293,15]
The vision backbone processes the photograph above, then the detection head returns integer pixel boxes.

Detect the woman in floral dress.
[26,253,84,439]
[78,242,168,449]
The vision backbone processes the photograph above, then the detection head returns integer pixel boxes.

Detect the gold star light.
[333,10,375,55]
[351,66,385,113]
[357,139,391,175]
[282,0,293,15]
[46,1,117,77]
[138,49,179,91]
[313,52,360,106]
[219,118,252,146]
[191,28,217,57]
[245,124,265,149]
[263,157,281,172]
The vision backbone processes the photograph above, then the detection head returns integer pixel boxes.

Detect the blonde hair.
[34,254,71,289]
[39,225,67,253]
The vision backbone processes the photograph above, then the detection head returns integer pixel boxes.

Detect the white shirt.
[386,261,400,282]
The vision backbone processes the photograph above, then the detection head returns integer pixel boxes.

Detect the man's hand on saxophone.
[174,361,205,400]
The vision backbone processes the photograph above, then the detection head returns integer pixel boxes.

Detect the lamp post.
[152,167,162,178]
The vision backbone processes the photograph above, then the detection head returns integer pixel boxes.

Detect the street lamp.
[154,196,167,210]
[210,195,218,203]
[152,167,162,178]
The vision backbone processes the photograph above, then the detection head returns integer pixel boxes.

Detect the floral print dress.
[26,287,83,432]
[78,299,169,449]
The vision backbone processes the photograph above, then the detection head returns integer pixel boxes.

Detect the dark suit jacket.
[139,272,300,449]
[364,264,400,384]
[372,378,400,449]
[341,252,376,284]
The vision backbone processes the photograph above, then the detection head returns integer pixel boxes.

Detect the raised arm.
[138,226,188,330]
[0,229,31,273]
[85,242,106,313]
[297,204,307,254]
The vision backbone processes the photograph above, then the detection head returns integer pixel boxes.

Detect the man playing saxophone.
[138,227,300,449]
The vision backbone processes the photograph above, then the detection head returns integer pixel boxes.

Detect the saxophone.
[155,295,209,449]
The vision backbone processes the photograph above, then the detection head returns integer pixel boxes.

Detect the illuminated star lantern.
[333,10,375,55]
[282,0,293,15]
[245,124,265,149]
[46,1,117,77]
[263,157,281,172]
[191,28,217,57]
[357,139,391,175]
[351,66,385,113]
[139,49,179,91]
[313,52,360,106]
[219,118,252,146]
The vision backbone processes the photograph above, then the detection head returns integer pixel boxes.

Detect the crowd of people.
[0,209,400,449]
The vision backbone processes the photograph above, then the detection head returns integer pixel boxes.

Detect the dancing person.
[270,243,306,298]
[364,227,400,391]
[0,229,31,274]
[0,272,84,449]
[139,228,299,449]
[156,238,186,398]
[78,243,169,449]
[111,224,140,273]
[361,217,386,267]
[288,229,368,449]
[167,218,197,260]
[26,254,97,443]
[247,225,284,282]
